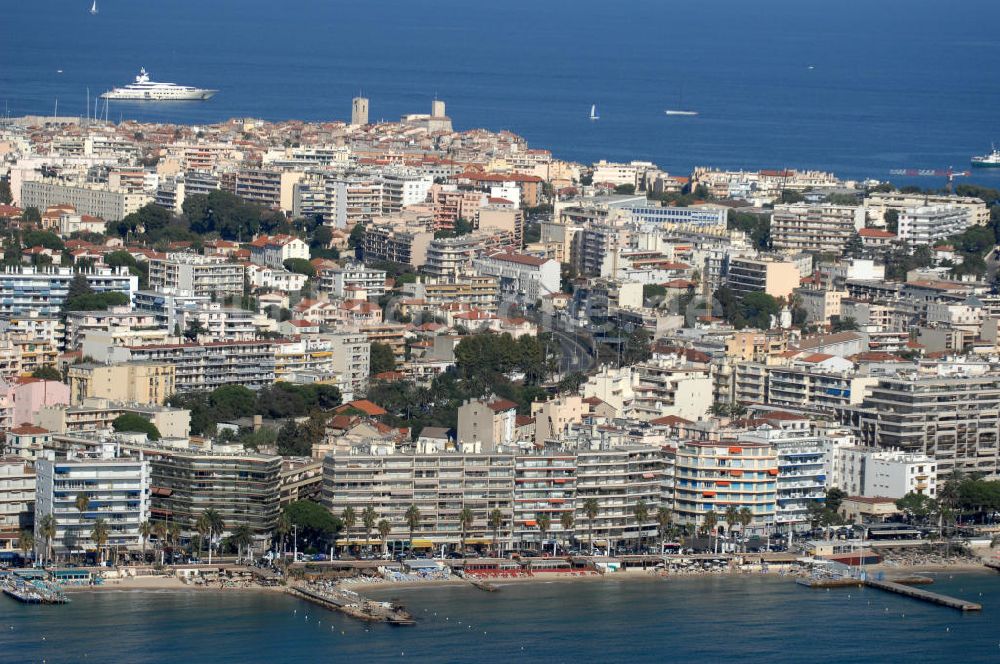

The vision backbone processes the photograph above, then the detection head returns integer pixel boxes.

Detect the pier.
[286,583,415,625]
[1,574,69,604]
[862,578,982,612]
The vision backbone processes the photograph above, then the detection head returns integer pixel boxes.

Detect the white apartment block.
[319,263,387,299]
[832,446,937,499]
[21,180,151,221]
[471,251,560,304]
[897,205,974,245]
[325,331,371,395]
[0,458,35,553]
[147,253,245,298]
[248,234,310,269]
[107,340,278,391]
[35,447,150,557]
[771,203,865,254]
[0,266,138,318]
[865,191,988,227]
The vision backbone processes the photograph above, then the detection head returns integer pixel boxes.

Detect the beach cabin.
[50,569,94,586]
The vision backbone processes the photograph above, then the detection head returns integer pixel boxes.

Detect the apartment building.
[897,205,974,246]
[381,171,433,212]
[512,454,576,548]
[362,215,435,268]
[67,361,176,406]
[865,191,989,227]
[147,253,245,298]
[738,421,828,532]
[20,180,151,221]
[629,361,713,422]
[771,203,865,254]
[106,340,278,392]
[457,399,519,452]
[0,266,138,317]
[574,447,662,548]
[423,231,516,280]
[725,257,801,301]
[325,331,371,396]
[131,441,281,538]
[318,263,387,299]
[841,373,1000,477]
[174,303,257,342]
[63,307,160,351]
[234,168,303,213]
[673,441,777,534]
[400,276,499,315]
[322,452,516,550]
[795,288,847,325]
[36,399,190,439]
[832,445,937,499]
[34,447,151,557]
[471,251,560,304]
[248,234,309,269]
[0,458,34,553]
[767,366,877,414]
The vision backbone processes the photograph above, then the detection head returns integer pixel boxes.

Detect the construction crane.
[888,167,971,192]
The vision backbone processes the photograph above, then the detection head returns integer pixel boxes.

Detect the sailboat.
[589,104,599,121]
[665,86,697,116]
[90,0,98,15]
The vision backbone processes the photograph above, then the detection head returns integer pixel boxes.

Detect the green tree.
[560,511,575,549]
[830,316,859,333]
[0,179,12,205]
[348,222,366,249]
[655,507,673,553]
[458,506,475,554]
[703,511,718,553]
[614,184,636,195]
[537,513,551,552]
[31,366,63,381]
[283,500,341,551]
[207,385,257,421]
[633,500,650,551]
[19,529,34,561]
[341,506,357,551]
[370,342,397,375]
[197,508,225,564]
[139,520,152,561]
[896,492,937,524]
[405,504,421,550]
[23,207,42,225]
[739,292,781,330]
[582,498,599,553]
[91,518,110,564]
[230,524,254,562]
[183,319,208,342]
[884,209,899,234]
[112,413,161,440]
[488,507,503,556]
[377,519,392,555]
[283,258,316,277]
[38,514,56,564]
[362,504,378,553]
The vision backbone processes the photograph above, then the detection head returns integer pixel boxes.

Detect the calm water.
[5,1,1000,185]
[3,573,1000,663]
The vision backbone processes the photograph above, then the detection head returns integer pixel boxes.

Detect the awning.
[464,538,491,545]
[642,472,656,479]
[728,446,743,454]
[717,481,730,487]
[151,487,173,497]
[768,469,779,476]
[410,539,434,548]
[702,491,716,497]
[729,470,743,477]
[524,520,538,527]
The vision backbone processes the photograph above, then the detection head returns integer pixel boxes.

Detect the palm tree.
[457,507,475,555]
[153,521,168,564]
[488,508,503,556]
[91,518,109,565]
[703,512,718,554]
[405,505,421,553]
[582,498,599,554]
[231,524,254,563]
[19,529,34,563]
[655,507,673,554]
[377,519,392,555]
[560,511,575,551]
[168,522,181,560]
[138,520,152,562]
[200,509,224,564]
[738,507,754,552]
[361,505,378,554]
[341,506,357,553]
[196,513,211,561]
[724,506,740,553]
[274,512,291,556]
[74,493,90,563]
[537,513,551,554]
[633,500,650,552]
[38,514,56,565]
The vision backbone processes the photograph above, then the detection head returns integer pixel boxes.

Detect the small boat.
[589,104,599,121]
[90,0,97,15]
[665,109,698,116]
[971,145,1000,168]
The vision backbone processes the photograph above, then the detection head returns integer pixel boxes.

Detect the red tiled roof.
[487,398,518,412]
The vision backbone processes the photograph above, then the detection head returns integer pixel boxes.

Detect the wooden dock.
[863,578,982,612]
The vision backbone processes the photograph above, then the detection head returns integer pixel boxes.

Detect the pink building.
[2,378,70,429]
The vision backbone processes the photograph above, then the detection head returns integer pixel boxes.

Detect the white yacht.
[100,68,217,101]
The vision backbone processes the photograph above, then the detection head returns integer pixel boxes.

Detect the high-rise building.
[352,96,370,126]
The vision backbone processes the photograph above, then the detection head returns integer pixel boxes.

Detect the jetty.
[1,574,69,604]
[862,577,982,612]
[287,583,415,625]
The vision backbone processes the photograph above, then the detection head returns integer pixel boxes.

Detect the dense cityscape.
[2,89,1000,646]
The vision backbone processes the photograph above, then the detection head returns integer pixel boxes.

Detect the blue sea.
[5,0,1000,186]
[2,573,1000,663]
